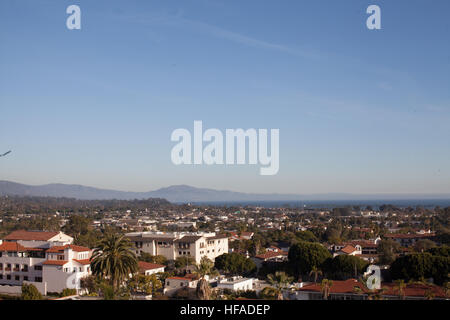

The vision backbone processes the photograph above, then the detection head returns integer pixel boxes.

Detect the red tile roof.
[138,261,165,272]
[43,260,68,266]
[4,230,60,241]
[298,279,447,298]
[340,245,358,254]
[0,242,27,252]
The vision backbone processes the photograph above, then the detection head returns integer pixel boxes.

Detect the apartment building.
[126,231,228,263]
[0,230,92,295]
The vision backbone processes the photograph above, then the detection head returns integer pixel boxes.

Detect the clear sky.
[1,0,450,194]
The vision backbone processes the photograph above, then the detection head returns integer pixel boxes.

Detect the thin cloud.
[111,10,320,59]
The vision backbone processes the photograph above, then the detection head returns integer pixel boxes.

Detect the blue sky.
[1,0,450,194]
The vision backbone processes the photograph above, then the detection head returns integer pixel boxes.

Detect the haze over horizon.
[1,0,450,194]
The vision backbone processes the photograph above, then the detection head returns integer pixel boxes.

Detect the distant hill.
[0,180,449,203]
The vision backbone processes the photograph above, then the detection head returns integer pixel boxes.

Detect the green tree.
[90,233,138,297]
[214,253,256,276]
[322,255,368,280]
[21,283,42,300]
[288,241,332,277]
[413,239,436,253]
[128,274,162,296]
[259,286,279,300]
[175,256,196,269]
[377,239,400,265]
[139,252,168,265]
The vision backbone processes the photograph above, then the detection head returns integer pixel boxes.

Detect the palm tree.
[194,256,218,300]
[267,271,294,300]
[309,266,323,283]
[320,279,333,300]
[91,233,138,297]
[394,279,406,300]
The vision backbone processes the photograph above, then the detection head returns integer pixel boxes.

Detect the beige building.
[126,231,228,263]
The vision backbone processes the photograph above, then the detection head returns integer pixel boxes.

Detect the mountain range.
[0,180,450,203]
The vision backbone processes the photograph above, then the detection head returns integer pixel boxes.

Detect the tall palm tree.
[267,271,294,300]
[309,266,323,283]
[194,256,218,300]
[91,233,138,296]
[394,279,406,300]
[320,279,333,300]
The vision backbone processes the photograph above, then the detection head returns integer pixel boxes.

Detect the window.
[23,276,28,281]
[22,264,28,272]
[15,276,20,281]
[7,275,11,280]
[0,275,3,279]
[14,264,20,271]
[35,277,43,283]
[34,265,42,271]
[57,255,65,261]
[0,263,2,270]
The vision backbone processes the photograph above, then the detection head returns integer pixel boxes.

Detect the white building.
[0,230,91,296]
[217,276,255,292]
[137,261,165,276]
[126,231,228,263]
[164,275,199,297]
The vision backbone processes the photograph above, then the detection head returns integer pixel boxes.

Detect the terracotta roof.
[298,279,447,298]
[381,282,446,298]
[4,230,60,241]
[46,244,90,253]
[138,261,165,272]
[0,242,27,252]
[340,245,358,254]
[43,260,68,266]
[254,251,288,260]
